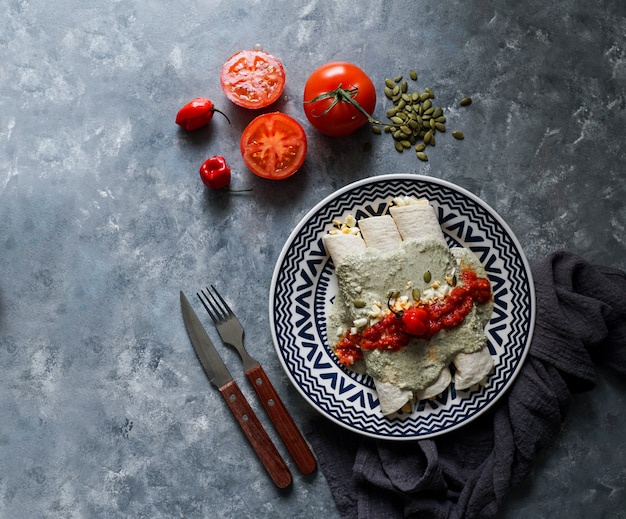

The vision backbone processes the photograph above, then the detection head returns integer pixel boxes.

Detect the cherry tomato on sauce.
[240,112,307,180]
[303,62,376,137]
[220,49,286,109]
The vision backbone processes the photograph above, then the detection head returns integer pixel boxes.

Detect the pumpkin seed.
[412,287,421,300]
[429,118,436,130]
[460,97,472,106]
[386,107,398,117]
[423,271,432,283]
[401,140,411,149]
[415,143,426,152]
[401,81,408,93]
[423,99,432,110]
[416,151,428,162]
[424,130,433,144]
[384,87,393,99]
[400,125,412,135]
[394,141,404,152]
[419,92,430,102]
[394,75,403,82]
[353,299,366,308]
[452,130,465,140]
[409,69,418,81]
[385,78,395,89]
[390,116,404,125]
[392,85,400,96]
[372,125,382,134]
[435,122,446,132]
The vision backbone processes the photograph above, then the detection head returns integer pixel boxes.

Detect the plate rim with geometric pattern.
[269,174,535,440]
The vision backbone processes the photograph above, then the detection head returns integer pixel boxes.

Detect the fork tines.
[197,285,231,324]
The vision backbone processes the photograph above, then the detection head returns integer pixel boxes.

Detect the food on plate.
[240,112,307,180]
[175,97,231,131]
[199,155,231,190]
[303,62,378,137]
[323,196,494,415]
[220,49,286,109]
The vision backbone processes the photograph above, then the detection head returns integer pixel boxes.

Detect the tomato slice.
[220,49,286,109]
[240,112,307,180]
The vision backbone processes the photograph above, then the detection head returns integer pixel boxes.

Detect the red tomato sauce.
[334,269,492,366]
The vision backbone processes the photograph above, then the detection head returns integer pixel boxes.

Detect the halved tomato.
[220,49,286,109]
[240,112,307,180]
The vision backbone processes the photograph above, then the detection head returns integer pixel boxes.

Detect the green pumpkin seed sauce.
[327,238,493,391]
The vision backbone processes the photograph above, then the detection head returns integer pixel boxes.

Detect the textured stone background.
[1,0,625,517]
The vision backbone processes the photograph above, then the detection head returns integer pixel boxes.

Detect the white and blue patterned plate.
[269,174,535,440]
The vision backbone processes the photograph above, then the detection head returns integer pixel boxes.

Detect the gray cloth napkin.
[304,251,626,519]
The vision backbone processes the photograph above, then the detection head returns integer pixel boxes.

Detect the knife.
[180,291,292,489]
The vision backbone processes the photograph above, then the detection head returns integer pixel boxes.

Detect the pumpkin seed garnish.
[423,271,432,283]
[412,287,421,300]
[353,298,367,308]
[452,130,465,140]
[378,68,469,161]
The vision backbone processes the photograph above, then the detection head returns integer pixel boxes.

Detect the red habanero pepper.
[199,155,231,190]
[401,307,430,336]
[175,97,231,131]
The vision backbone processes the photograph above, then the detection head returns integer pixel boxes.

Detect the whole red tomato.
[303,62,376,137]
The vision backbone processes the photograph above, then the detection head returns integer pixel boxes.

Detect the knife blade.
[180,291,292,488]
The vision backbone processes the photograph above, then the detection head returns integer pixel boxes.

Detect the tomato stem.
[305,84,388,127]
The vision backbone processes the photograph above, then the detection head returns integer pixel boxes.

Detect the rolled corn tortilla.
[322,232,367,266]
[414,366,452,401]
[453,347,494,390]
[390,203,494,396]
[373,379,414,416]
[357,215,403,251]
[388,199,446,244]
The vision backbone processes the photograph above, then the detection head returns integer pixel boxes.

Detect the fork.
[197,285,317,475]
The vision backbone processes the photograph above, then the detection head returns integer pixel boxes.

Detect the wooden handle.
[218,379,292,488]
[246,365,317,475]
